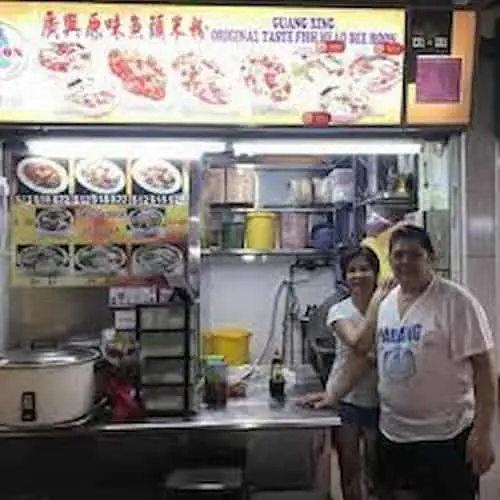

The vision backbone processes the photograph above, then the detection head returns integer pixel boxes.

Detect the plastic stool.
[165,467,245,500]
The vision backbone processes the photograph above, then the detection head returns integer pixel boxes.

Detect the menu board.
[0,2,405,126]
[405,9,476,125]
[10,154,189,287]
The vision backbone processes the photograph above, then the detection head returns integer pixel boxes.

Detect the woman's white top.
[326,297,379,408]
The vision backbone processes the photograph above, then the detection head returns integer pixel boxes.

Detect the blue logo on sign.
[0,23,26,80]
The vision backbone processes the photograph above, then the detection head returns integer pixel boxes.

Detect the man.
[311,225,497,500]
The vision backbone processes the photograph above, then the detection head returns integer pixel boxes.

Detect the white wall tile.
[200,258,336,362]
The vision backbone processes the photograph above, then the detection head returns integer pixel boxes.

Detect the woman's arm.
[325,350,372,404]
[331,281,394,354]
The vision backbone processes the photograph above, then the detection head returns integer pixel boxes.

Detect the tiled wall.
[465,13,499,370]
[200,258,335,361]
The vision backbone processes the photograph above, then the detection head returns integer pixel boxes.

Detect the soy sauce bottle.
[269,350,286,403]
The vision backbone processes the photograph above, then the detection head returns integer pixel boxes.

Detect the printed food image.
[108,49,166,101]
[241,55,292,104]
[296,51,344,85]
[16,157,69,194]
[348,55,401,94]
[36,207,74,235]
[132,244,184,277]
[319,85,369,123]
[66,77,118,117]
[127,207,164,237]
[38,42,91,74]
[75,159,125,194]
[17,245,70,276]
[131,159,182,195]
[172,52,231,106]
[74,245,127,275]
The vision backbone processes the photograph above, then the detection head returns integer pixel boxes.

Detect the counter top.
[0,365,340,437]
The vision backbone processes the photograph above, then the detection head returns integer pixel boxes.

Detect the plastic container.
[226,168,255,205]
[310,223,335,250]
[203,329,251,366]
[221,221,245,249]
[203,168,226,204]
[329,167,355,203]
[280,213,308,249]
[203,355,228,408]
[245,212,277,250]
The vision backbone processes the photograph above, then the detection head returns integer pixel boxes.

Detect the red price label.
[302,112,331,127]
[375,42,405,56]
[318,40,345,54]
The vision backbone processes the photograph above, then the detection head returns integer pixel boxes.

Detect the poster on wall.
[0,2,405,126]
[405,9,476,126]
[10,154,189,287]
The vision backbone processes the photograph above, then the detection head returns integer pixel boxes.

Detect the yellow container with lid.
[203,328,252,366]
[245,212,277,250]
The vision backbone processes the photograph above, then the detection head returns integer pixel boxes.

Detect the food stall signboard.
[405,9,476,126]
[0,2,405,126]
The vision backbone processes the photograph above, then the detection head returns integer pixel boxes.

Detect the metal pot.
[0,347,99,427]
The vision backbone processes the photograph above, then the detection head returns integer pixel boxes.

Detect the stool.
[250,491,326,500]
[165,467,245,500]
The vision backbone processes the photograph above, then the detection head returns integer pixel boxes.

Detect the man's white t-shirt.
[377,276,494,443]
[326,297,378,408]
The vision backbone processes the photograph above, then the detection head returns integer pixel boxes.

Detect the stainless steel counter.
[96,397,340,432]
[0,364,340,436]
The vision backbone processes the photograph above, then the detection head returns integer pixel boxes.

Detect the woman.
[303,246,381,500]
[319,225,497,500]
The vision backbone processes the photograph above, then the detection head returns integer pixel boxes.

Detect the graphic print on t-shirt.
[379,323,422,382]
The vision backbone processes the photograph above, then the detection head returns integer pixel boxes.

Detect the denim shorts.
[337,401,379,429]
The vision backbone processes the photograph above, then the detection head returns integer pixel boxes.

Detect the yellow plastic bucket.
[203,329,252,366]
[245,212,276,250]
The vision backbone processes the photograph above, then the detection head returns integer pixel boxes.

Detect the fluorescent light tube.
[233,139,422,156]
[24,139,226,159]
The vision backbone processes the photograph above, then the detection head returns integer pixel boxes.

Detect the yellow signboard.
[0,2,405,126]
[10,154,188,287]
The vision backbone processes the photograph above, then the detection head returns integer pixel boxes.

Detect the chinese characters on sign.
[42,10,206,40]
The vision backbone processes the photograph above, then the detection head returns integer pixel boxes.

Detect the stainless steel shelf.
[356,193,417,209]
[201,248,335,257]
[209,204,351,214]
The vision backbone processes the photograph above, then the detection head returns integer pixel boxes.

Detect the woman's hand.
[371,278,398,306]
[297,391,335,409]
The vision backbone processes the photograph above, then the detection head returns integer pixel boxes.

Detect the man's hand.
[466,426,495,476]
[297,391,335,409]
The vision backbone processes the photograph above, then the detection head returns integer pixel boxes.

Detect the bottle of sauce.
[269,350,286,403]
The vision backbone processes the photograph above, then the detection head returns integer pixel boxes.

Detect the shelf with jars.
[201,157,357,259]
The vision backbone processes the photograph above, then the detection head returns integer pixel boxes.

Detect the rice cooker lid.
[0,347,99,368]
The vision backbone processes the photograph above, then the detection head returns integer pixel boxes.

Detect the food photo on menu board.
[0,3,405,125]
[73,158,127,200]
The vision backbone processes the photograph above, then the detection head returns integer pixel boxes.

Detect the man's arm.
[471,350,497,438]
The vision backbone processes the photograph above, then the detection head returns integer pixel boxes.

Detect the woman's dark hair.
[339,245,380,282]
[389,224,435,257]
